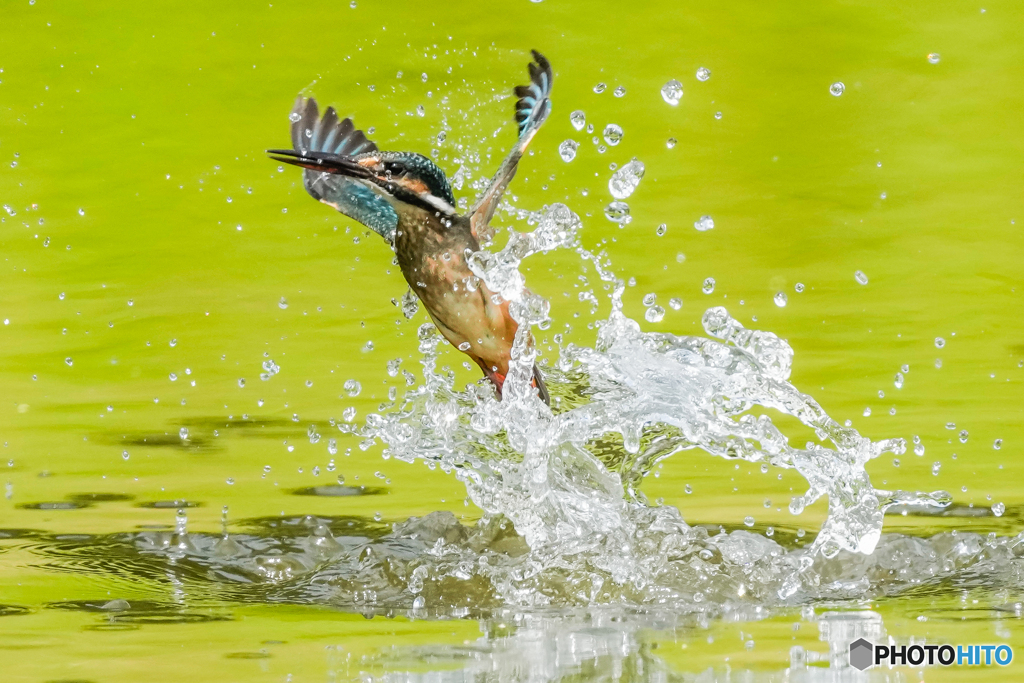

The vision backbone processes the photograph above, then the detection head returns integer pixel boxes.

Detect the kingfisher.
[269,51,553,404]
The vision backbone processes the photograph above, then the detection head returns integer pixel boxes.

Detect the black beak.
[266,149,372,179]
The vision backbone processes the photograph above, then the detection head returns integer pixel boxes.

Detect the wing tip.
[514,49,553,138]
[287,96,377,156]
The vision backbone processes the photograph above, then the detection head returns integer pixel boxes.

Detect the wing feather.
[469,50,553,240]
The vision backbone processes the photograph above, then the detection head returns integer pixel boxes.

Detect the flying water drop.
[603,201,631,225]
[608,159,644,199]
[694,215,714,231]
[602,124,623,146]
[558,139,578,162]
[660,79,682,105]
[569,110,586,131]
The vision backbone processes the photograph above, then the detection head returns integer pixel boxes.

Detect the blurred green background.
[0,0,1021,680]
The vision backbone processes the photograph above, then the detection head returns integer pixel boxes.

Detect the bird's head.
[268,148,458,227]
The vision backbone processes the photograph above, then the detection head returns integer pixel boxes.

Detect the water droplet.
[237,378,245,388]
[894,372,904,389]
[794,283,805,293]
[696,67,711,82]
[613,85,626,97]
[927,53,941,64]
[914,442,925,456]
[774,292,787,307]
[694,215,714,231]
[992,502,1005,517]
[288,111,301,123]
[642,293,656,307]
[122,450,129,460]
[558,139,578,162]
[994,439,1003,450]
[702,278,715,294]
[179,427,189,440]
[458,341,471,351]
[344,379,362,397]
[934,337,945,349]
[278,297,288,309]
[743,516,755,527]
[127,299,134,307]
[669,298,682,310]
[226,478,235,485]
[661,79,682,105]
[645,305,665,323]
[593,82,606,94]
[931,462,941,475]
[602,124,623,146]
[570,110,586,131]
[415,104,425,117]
[656,223,667,236]
[714,111,722,120]
[829,82,845,96]
[77,208,85,216]
[603,201,632,225]
[169,372,177,381]
[863,406,872,416]
[959,430,968,443]
[854,270,868,285]
[400,289,419,319]
[608,158,644,199]
[666,137,677,149]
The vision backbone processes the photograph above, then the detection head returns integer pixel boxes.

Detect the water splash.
[335,203,950,607]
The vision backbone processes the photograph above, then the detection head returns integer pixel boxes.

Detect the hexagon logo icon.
[849,638,874,671]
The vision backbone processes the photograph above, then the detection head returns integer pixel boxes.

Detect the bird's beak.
[266,149,372,179]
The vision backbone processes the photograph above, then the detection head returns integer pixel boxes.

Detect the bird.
[268,50,553,405]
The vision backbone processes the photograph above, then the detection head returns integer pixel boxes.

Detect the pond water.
[1,1,1022,681]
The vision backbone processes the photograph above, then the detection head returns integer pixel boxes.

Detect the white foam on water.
[340,203,952,607]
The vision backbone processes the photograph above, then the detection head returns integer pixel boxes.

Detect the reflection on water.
[3,507,1023,679]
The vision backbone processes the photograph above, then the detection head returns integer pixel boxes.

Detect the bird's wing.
[282,97,399,241]
[469,50,553,240]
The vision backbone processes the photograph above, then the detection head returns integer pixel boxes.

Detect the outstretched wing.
[285,97,399,241]
[469,50,553,240]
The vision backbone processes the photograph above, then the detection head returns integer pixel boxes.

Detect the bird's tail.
[533,364,550,405]
[489,366,550,406]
